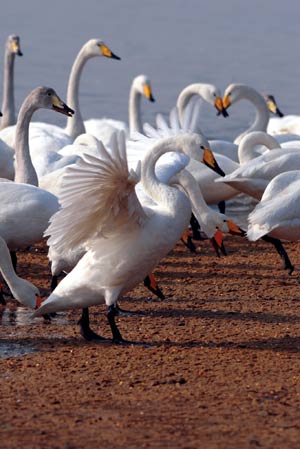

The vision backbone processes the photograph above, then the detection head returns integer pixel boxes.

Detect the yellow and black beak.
[52,94,74,117]
[99,44,121,60]
[202,147,225,177]
[222,94,231,110]
[143,84,155,102]
[144,273,165,300]
[211,228,227,257]
[265,94,284,118]
[226,220,246,236]
[181,229,196,253]
[215,96,229,117]
[12,40,23,56]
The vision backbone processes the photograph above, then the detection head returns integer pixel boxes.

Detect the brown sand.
[0,236,300,449]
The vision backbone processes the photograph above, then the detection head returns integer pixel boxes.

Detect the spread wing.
[46,132,148,253]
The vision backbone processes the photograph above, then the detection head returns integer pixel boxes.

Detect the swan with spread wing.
[34,132,236,342]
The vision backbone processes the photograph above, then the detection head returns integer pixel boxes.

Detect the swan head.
[177,133,225,177]
[223,83,265,110]
[191,83,228,117]
[133,75,155,102]
[31,87,75,117]
[263,94,284,118]
[12,278,42,309]
[7,34,23,56]
[84,38,121,60]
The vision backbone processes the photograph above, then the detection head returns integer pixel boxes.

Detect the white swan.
[0,87,73,255]
[33,132,234,341]
[266,93,300,136]
[247,170,300,242]
[215,131,300,201]
[0,39,121,174]
[84,74,155,143]
[223,84,300,146]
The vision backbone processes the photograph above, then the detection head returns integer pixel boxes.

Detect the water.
[0,0,299,140]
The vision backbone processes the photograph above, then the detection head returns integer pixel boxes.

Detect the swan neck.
[234,88,269,144]
[14,96,39,186]
[0,240,19,290]
[141,139,186,212]
[1,48,15,129]
[176,84,204,133]
[129,85,142,136]
[238,133,280,164]
[65,46,87,138]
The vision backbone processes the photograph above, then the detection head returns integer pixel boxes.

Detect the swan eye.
[228,92,231,96]
[47,91,52,97]
[213,93,216,97]
[200,145,204,149]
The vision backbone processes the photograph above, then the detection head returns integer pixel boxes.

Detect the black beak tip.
[149,95,155,102]
[0,111,2,117]
[111,52,121,61]
[18,51,23,57]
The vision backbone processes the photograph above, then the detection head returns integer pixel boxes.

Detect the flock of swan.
[1,34,300,344]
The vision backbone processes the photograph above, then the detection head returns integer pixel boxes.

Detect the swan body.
[34,132,228,324]
[247,170,300,241]
[0,236,40,308]
[84,74,155,144]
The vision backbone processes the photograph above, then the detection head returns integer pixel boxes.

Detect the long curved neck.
[1,48,16,129]
[14,95,39,186]
[129,84,142,136]
[176,84,205,133]
[141,139,188,214]
[238,132,280,164]
[0,237,19,291]
[65,46,88,139]
[234,87,269,145]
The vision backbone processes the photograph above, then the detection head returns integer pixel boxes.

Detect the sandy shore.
[1,236,300,449]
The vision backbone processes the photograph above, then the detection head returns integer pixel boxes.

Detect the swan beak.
[143,84,155,102]
[211,229,227,256]
[222,94,231,110]
[226,220,246,236]
[215,96,229,117]
[35,294,42,309]
[0,111,2,117]
[99,44,121,60]
[202,148,225,177]
[143,273,165,300]
[52,95,75,117]
[181,229,196,253]
[265,95,284,118]
[11,41,23,56]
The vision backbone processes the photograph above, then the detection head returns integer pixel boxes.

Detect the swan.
[0,87,73,255]
[84,74,155,143]
[247,170,300,242]
[215,131,300,201]
[0,39,121,172]
[33,132,234,342]
[222,84,300,146]
[0,236,41,308]
[265,94,300,136]
[1,34,23,130]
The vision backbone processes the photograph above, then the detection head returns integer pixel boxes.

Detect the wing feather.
[46,132,147,253]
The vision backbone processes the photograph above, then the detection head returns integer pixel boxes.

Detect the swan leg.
[78,308,107,341]
[0,283,6,305]
[144,273,165,300]
[217,200,226,214]
[261,235,294,274]
[10,251,17,271]
[107,304,125,343]
[50,275,58,292]
[190,213,202,241]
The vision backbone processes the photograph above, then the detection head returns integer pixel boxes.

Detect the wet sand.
[1,237,300,449]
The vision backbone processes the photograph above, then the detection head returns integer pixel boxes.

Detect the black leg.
[190,213,201,240]
[78,307,107,341]
[261,235,294,274]
[0,286,6,305]
[10,251,17,271]
[107,305,125,343]
[217,201,226,214]
[50,275,58,292]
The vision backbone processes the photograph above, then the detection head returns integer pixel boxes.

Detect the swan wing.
[46,132,148,253]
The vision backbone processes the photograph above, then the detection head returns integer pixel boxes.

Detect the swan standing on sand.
[34,133,230,342]
[84,74,155,143]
